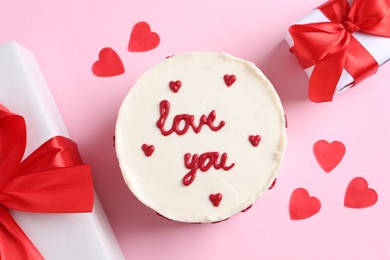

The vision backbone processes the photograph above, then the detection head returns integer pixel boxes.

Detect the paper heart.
[128,22,160,52]
[249,135,261,147]
[313,140,345,173]
[289,188,321,220]
[344,177,378,208]
[92,48,125,77]
[169,80,182,93]
[224,74,236,87]
[209,193,222,207]
[141,144,155,157]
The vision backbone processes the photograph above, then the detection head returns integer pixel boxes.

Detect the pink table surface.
[1,0,390,259]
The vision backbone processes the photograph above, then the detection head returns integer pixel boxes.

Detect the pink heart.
[128,22,160,52]
[209,193,222,207]
[92,48,124,77]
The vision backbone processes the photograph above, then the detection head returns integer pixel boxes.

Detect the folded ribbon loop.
[0,105,94,259]
[289,0,390,102]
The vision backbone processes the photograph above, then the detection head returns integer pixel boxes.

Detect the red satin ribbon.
[289,0,390,102]
[0,104,94,259]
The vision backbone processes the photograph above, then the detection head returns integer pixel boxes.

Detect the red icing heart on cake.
[249,135,261,147]
[313,140,345,173]
[289,188,321,220]
[209,193,222,207]
[141,144,155,157]
[169,80,182,93]
[344,177,378,208]
[92,48,125,77]
[128,22,160,52]
[224,74,236,87]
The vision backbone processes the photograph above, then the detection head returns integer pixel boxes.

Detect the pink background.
[1,0,390,259]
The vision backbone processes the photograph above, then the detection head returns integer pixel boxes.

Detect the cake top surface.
[116,52,287,223]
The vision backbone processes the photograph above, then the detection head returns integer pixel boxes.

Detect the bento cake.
[115,52,287,223]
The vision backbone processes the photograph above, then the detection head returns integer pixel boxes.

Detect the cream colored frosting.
[116,52,287,223]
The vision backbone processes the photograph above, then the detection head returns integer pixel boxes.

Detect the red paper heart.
[224,74,236,87]
[344,177,378,208]
[92,48,125,77]
[209,193,222,207]
[128,22,160,52]
[249,135,261,147]
[169,80,182,93]
[289,188,321,220]
[313,140,345,173]
[141,144,154,157]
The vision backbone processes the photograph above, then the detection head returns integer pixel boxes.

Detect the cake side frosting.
[116,52,287,223]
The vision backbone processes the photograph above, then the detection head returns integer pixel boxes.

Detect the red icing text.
[156,100,225,136]
[183,152,235,186]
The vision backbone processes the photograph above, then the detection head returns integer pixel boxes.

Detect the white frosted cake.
[116,52,287,223]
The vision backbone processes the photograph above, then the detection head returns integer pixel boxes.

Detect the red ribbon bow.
[289,0,390,102]
[0,104,94,259]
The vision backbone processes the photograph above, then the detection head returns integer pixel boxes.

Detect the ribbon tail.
[345,36,379,84]
[0,205,44,260]
[309,49,347,102]
[308,32,350,102]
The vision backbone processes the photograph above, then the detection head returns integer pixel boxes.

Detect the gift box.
[0,42,125,259]
[285,0,390,102]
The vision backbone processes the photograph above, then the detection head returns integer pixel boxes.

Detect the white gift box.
[0,42,124,260]
[285,5,390,94]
